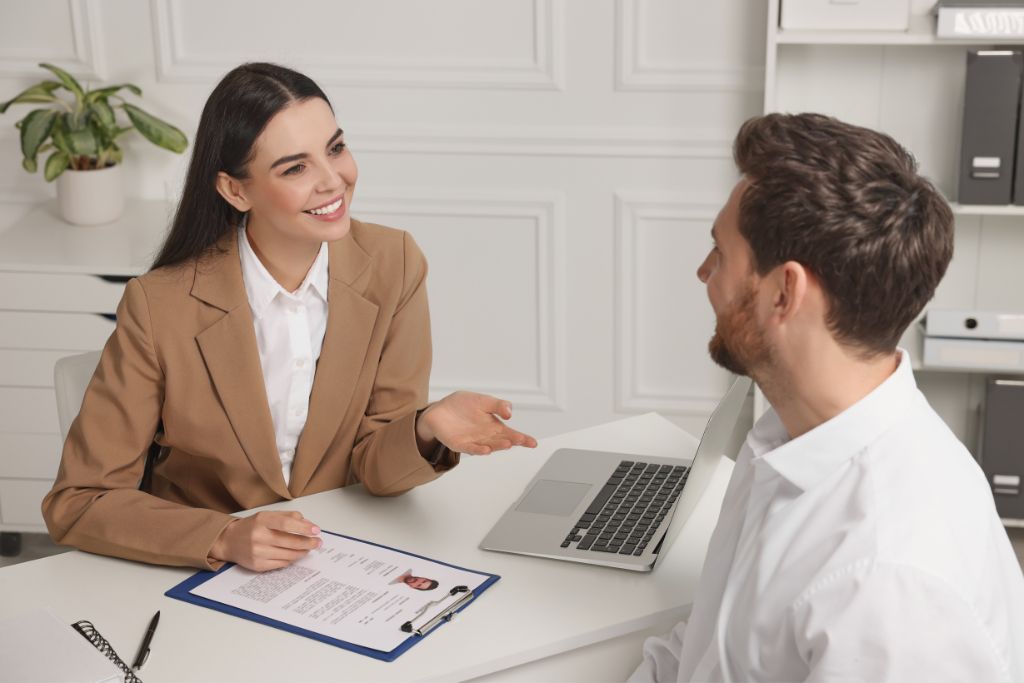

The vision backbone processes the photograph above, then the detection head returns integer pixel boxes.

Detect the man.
[629,113,1024,682]
[390,569,439,591]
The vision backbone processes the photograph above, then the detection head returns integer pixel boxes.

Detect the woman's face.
[229,97,358,248]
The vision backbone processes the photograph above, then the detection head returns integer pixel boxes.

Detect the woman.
[42,63,535,572]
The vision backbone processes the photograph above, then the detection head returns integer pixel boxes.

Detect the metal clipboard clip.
[400,585,473,636]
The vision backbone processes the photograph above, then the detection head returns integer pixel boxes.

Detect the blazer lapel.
[288,225,378,495]
[192,233,291,500]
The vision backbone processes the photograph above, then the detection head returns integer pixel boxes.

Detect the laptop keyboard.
[561,460,688,556]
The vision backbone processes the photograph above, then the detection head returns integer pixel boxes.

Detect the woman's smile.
[303,194,346,221]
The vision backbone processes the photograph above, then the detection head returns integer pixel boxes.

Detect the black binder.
[958,49,1023,205]
[980,379,1024,520]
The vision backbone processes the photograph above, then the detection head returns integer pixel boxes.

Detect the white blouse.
[237,226,329,487]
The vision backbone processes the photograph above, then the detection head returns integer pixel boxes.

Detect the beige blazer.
[42,219,457,569]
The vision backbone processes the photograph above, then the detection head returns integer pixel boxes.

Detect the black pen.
[131,610,160,671]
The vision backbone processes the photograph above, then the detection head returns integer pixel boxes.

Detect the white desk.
[0,413,732,682]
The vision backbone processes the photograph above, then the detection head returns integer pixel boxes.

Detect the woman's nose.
[315,160,342,193]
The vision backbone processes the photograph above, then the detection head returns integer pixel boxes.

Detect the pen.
[131,610,160,671]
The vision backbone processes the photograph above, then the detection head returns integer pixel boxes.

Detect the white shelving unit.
[951,203,1024,217]
[0,200,171,554]
[762,0,1024,463]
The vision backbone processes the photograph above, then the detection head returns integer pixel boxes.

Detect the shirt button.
[296,359,306,368]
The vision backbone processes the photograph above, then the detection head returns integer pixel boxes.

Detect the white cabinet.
[0,200,170,536]
[763,0,1024,460]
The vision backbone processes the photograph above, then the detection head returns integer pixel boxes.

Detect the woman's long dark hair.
[150,63,331,271]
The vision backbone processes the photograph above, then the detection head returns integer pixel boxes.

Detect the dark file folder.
[958,49,1023,205]
[981,379,1024,520]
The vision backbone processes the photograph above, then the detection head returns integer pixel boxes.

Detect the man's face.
[404,576,435,591]
[696,179,771,376]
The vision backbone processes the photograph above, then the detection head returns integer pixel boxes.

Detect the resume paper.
[190,533,492,652]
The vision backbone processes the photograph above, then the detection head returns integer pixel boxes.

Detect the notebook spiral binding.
[71,620,143,683]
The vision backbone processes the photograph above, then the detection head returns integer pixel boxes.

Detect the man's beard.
[708,285,770,377]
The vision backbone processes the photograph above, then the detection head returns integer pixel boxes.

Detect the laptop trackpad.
[516,479,591,516]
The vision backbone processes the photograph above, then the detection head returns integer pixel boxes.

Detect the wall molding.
[614,192,727,416]
[356,189,566,411]
[349,123,733,159]
[615,0,762,92]
[0,0,106,80]
[151,0,564,90]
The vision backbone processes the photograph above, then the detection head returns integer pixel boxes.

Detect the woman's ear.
[215,172,252,213]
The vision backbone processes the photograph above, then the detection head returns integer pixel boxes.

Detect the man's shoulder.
[855,403,1009,586]
[863,401,986,503]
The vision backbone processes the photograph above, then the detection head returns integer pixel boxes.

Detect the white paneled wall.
[0,0,766,439]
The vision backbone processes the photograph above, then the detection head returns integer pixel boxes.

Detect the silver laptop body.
[480,376,754,571]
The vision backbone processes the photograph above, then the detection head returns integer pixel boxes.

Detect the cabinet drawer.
[0,349,84,387]
[0,387,57,434]
[0,478,51,527]
[0,310,115,350]
[0,433,62,478]
[0,272,128,314]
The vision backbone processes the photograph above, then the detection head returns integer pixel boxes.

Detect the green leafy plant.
[0,63,188,181]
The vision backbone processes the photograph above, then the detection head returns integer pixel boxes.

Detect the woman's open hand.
[416,391,538,455]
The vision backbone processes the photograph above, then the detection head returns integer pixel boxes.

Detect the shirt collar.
[755,349,922,492]
[237,225,329,319]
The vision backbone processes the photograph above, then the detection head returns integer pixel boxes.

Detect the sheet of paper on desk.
[189,533,491,652]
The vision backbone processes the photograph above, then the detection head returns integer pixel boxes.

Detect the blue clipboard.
[165,530,500,662]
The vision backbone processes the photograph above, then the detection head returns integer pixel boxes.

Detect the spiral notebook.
[0,607,134,683]
[72,619,143,683]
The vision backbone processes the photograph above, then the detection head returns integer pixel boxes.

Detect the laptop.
[480,375,753,571]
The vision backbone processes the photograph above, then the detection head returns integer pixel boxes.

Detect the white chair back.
[53,351,102,441]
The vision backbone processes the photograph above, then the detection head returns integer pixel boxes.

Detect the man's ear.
[769,261,809,324]
[215,172,252,213]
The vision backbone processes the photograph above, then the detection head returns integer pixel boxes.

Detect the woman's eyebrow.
[269,129,344,170]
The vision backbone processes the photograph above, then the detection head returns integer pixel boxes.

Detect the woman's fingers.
[470,392,513,420]
[268,528,322,551]
[258,510,320,536]
[261,542,316,562]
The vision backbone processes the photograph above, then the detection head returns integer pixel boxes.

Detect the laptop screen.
[655,375,754,555]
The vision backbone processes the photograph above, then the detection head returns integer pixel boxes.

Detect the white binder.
[924,309,1024,341]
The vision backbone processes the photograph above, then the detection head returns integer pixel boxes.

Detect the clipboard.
[165,531,500,662]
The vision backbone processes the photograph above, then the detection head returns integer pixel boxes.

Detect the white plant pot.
[56,164,125,226]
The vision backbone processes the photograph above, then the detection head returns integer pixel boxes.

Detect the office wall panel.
[0,0,104,78]
[614,194,731,418]
[152,0,563,89]
[357,191,565,411]
[616,0,764,91]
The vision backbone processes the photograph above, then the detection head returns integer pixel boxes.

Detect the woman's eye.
[283,164,304,176]
[330,142,346,155]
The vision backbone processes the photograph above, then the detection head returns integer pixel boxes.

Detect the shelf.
[950,203,1024,217]
[776,16,1024,47]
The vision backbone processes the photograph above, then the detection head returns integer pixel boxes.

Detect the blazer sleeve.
[346,231,460,496]
[41,278,235,569]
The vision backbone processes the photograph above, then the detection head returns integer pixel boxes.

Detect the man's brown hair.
[733,113,954,356]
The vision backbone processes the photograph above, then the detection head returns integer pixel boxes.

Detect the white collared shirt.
[630,351,1024,682]
[238,226,329,487]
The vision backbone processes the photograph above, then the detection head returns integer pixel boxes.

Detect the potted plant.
[0,63,188,225]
